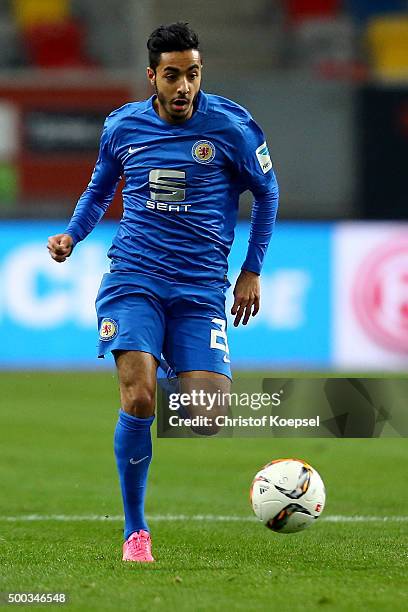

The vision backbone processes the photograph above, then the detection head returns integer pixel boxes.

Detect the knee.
[121,384,155,418]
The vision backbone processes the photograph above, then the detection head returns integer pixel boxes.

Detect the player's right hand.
[47,233,73,262]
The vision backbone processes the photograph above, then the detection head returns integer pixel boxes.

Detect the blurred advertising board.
[333,222,408,370]
[1,221,407,371]
[228,222,332,367]
[0,221,331,369]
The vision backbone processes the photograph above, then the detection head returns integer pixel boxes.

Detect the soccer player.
[47,22,279,563]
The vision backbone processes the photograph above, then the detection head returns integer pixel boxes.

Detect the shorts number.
[210,318,230,356]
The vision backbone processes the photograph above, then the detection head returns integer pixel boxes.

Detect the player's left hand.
[231,270,260,327]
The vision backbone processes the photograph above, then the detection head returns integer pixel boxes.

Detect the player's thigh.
[114,350,158,418]
[177,371,231,435]
[179,370,231,412]
[179,370,230,386]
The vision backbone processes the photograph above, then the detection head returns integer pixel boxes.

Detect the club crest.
[192,140,216,164]
[99,318,118,341]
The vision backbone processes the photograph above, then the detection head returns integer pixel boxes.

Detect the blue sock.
[114,410,154,540]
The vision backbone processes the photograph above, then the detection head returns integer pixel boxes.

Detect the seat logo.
[149,169,186,202]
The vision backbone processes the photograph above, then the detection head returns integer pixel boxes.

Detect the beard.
[154,83,199,122]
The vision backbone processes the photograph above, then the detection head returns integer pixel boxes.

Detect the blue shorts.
[95,272,231,378]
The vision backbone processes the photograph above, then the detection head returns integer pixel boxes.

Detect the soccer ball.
[250,458,326,533]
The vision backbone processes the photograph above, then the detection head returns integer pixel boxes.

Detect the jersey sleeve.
[64,118,122,245]
[235,119,279,275]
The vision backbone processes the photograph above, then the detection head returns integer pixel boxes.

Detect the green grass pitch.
[1,372,407,611]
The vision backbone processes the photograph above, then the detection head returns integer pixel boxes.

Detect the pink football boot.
[122,530,155,562]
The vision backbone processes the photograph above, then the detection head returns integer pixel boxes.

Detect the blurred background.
[1,0,407,371]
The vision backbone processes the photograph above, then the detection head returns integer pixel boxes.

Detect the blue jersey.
[66,91,279,286]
